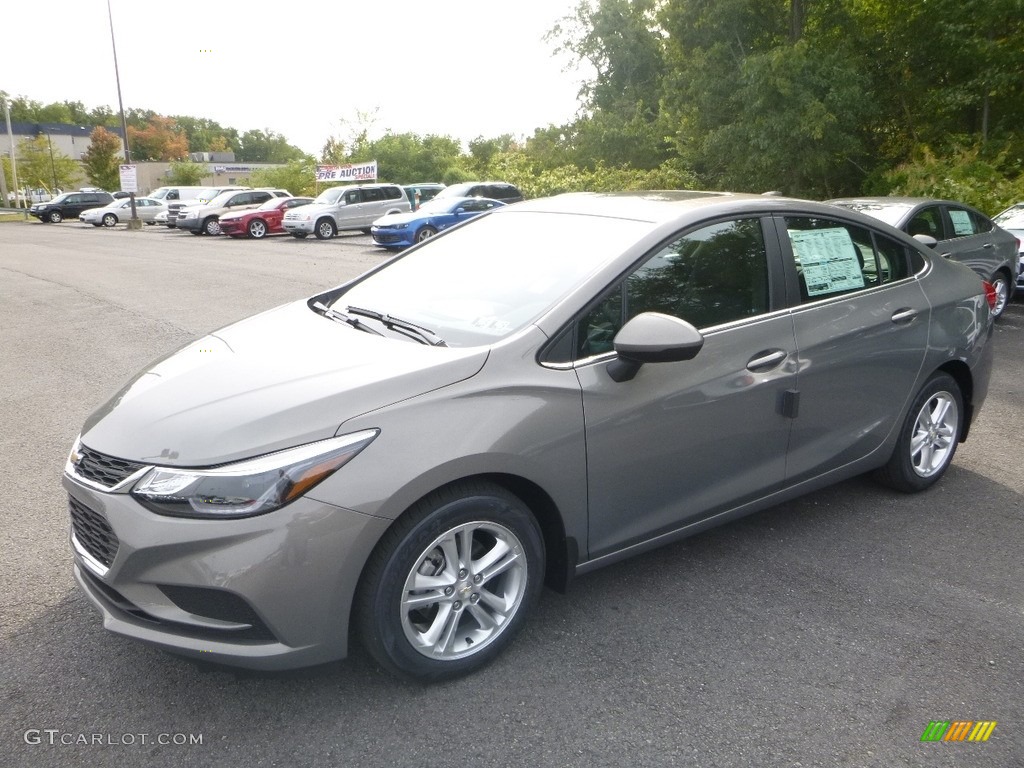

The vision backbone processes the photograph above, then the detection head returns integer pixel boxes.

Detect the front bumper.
[283,219,315,235]
[64,470,390,670]
[371,228,413,248]
[176,216,203,233]
[219,219,246,236]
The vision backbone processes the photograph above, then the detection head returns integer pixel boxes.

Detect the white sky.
[3,0,590,156]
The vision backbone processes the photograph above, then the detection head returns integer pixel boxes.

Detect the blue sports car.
[370,196,505,248]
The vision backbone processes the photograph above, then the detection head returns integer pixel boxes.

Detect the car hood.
[218,210,251,222]
[374,210,428,227]
[80,300,488,467]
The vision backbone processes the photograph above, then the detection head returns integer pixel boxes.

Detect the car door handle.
[891,308,918,324]
[746,350,787,372]
[982,242,993,249]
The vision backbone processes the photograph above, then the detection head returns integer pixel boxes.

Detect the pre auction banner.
[315,161,378,182]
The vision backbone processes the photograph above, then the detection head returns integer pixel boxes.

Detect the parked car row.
[24,182,1022,319]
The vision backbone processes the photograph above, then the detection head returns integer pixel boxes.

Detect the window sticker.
[789,228,866,296]
[948,209,974,236]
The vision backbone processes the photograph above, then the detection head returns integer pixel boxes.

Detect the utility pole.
[4,95,23,209]
[107,0,140,228]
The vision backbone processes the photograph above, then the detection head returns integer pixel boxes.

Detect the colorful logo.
[920,721,996,742]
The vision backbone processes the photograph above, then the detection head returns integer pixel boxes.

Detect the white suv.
[283,183,409,239]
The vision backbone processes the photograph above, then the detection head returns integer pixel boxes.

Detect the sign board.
[118,164,138,193]
[315,161,378,183]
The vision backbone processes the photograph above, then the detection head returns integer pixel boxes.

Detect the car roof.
[828,196,973,207]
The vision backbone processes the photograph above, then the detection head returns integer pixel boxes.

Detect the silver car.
[828,196,1018,317]
[992,203,1024,291]
[64,192,994,681]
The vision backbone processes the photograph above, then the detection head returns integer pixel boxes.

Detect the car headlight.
[394,224,409,230]
[182,210,197,219]
[130,430,378,518]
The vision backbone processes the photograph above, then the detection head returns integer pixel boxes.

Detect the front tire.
[48,211,63,223]
[356,481,544,682]
[203,217,221,236]
[102,213,117,228]
[247,219,268,239]
[876,372,962,493]
[415,226,437,243]
[315,218,336,240]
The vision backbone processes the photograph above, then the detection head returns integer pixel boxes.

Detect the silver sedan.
[78,197,168,227]
[63,192,994,681]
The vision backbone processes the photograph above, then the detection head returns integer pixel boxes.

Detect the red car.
[219,196,314,239]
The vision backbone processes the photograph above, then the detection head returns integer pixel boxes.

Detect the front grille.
[74,445,146,488]
[69,495,119,568]
[373,233,401,244]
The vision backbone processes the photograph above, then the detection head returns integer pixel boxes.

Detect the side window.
[969,209,993,234]
[66,195,83,204]
[871,232,911,283]
[362,188,383,203]
[575,218,769,358]
[251,192,273,204]
[382,186,402,201]
[166,190,179,200]
[345,190,362,205]
[906,207,942,239]
[785,216,896,301]
[228,193,250,206]
[946,207,978,238]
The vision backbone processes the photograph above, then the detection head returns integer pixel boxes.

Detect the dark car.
[403,183,445,211]
[370,196,505,248]
[828,197,1018,317]
[64,191,994,681]
[434,181,524,205]
[219,196,315,239]
[30,191,115,223]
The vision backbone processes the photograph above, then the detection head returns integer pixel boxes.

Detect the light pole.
[107,0,140,227]
[3,96,23,210]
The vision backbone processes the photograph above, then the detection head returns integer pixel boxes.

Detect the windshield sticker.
[948,209,974,236]
[789,228,865,297]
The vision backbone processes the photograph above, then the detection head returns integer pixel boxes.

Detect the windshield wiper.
[345,306,448,347]
[311,301,384,336]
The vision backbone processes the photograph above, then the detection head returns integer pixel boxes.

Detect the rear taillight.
[982,280,997,311]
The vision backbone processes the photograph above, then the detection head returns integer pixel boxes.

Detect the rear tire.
[875,372,962,493]
[990,272,1009,319]
[355,481,544,682]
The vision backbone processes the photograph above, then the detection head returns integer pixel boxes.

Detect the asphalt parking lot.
[1,220,1022,767]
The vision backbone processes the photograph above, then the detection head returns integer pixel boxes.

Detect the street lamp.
[107,0,140,227]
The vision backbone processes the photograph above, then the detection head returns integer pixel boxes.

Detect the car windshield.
[193,187,225,202]
[314,187,349,205]
[831,201,913,227]
[332,210,649,347]
[434,184,472,199]
[993,204,1024,226]
[257,197,287,211]
[149,189,170,200]
[416,198,459,214]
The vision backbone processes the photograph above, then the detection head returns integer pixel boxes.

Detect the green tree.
[237,129,305,163]
[16,136,80,192]
[250,158,318,196]
[166,160,207,185]
[81,126,123,191]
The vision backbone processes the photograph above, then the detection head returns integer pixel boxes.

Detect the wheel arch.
[364,472,575,595]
